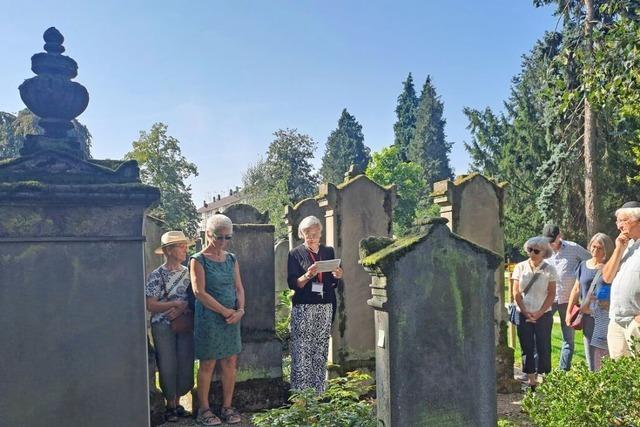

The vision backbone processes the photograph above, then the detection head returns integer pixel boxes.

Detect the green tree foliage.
[125,122,199,236]
[0,109,92,158]
[393,73,418,162]
[366,145,427,236]
[464,2,640,256]
[243,129,319,237]
[408,76,453,188]
[320,109,371,184]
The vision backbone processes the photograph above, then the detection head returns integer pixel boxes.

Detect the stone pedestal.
[317,174,395,375]
[0,160,159,427]
[0,27,159,427]
[360,219,501,427]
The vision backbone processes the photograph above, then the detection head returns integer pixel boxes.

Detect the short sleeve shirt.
[512,260,558,313]
[547,240,591,304]
[610,240,640,325]
[145,265,191,324]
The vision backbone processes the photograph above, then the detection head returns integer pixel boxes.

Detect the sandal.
[164,407,178,423]
[175,405,192,418]
[196,408,222,426]
[221,406,241,424]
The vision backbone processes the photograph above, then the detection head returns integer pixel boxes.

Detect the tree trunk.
[583,0,599,237]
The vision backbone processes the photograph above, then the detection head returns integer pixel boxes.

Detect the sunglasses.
[213,235,233,241]
[526,247,541,255]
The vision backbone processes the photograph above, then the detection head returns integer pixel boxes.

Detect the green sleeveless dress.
[192,252,242,360]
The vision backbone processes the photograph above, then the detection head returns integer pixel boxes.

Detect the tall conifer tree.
[409,76,453,188]
[320,109,370,184]
[393,73,418,162]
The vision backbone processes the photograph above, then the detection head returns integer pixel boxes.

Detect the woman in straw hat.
[190,214,245,425]
[145,231,195,423]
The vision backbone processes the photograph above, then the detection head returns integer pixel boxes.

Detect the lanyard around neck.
[308,249,323,282]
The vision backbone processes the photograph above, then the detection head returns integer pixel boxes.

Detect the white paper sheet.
[315,258,341,273]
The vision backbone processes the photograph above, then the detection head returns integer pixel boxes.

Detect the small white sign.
[377,329,385,348]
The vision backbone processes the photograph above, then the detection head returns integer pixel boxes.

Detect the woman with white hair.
[145,231,194,423]
[287,215,343,393]
[190,214,245,425]
[512,236,558,391]
[566,232,614,371]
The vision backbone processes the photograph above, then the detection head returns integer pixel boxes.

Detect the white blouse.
[511,260,558,313]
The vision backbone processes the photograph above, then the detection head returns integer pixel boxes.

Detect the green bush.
[252,371,376,427]
[522,351,640,426]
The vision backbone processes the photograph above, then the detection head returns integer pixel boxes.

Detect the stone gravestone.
[203,204,287,410]
[432,173,519,393]
[284,196,325,250]
[317,172,395,375]
[0,28,159,427]
[274,238,290,305]
[360,218,501,427]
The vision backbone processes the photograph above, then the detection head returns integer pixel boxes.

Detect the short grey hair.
[589,232,614,263]
[615,207,640,221]
[298,215,323,239]
[206,214,233,236]
[523,236,553,259]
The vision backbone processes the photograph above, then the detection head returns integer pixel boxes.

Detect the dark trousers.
[517,311,553,374]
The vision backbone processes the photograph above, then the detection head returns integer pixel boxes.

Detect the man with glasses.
[542,223,591,370]
[603,201,640,358]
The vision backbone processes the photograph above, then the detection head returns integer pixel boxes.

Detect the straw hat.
[154,231,193,255]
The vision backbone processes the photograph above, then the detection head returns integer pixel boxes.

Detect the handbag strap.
[580,269,602,310]
[521,262,547,295]
[159,268,188,300]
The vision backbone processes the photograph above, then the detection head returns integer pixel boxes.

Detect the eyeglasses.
[213,235,233,241]
[526,247,541,255]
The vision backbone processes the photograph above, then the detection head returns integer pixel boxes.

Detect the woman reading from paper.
[287,215,343,393]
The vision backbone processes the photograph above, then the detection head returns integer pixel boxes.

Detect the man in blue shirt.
[543,223,591,370]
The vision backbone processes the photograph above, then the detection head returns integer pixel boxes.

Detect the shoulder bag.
[160,268,194,334]
[568,269,602,331]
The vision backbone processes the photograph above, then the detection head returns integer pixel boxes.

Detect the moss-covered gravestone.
[0,28,159,427]
[360,219,501,427]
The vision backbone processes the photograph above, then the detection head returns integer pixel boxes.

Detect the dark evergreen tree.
[319,109,370,184]
[408,76,453,188]
[393,73,418,162]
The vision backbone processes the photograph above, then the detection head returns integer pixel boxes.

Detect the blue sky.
[0,1,557,206]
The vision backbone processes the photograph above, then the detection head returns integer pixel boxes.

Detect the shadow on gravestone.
[360,218,501,427]
[0,28,159,427]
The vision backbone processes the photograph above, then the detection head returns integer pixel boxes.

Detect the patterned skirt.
[290,303,332,393]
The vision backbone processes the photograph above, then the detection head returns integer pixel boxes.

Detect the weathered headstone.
[274,238,289,302]
[360,218,501,427]
[317,173,395,375]
[432,173,519,392]
[206,204,287,410]
[0,28,158,427]
[284,196,324,249]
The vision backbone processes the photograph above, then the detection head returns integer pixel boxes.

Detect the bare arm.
[226,260,245,325]
[190,258,234,318]
[146,297,186,320]
[603,233,629,283]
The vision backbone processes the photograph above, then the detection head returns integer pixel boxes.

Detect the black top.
[287,244,339,306]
